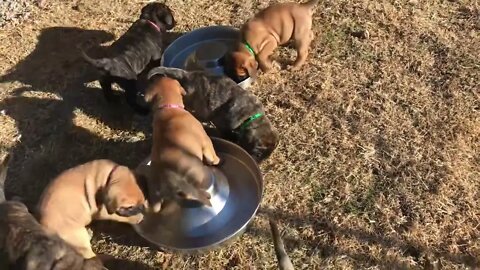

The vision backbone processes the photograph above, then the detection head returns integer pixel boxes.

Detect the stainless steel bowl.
[161,26,253,89]
[133,137,263,253]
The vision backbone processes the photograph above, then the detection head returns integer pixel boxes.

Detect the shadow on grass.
[253,207,478,269]
[0,26,185,205]
[103,258,152,270]
[90,220,157,250]
[0,26,183,269]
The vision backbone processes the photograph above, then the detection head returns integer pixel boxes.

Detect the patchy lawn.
[0,0,478,269]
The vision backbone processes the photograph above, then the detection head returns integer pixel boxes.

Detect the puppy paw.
[211,155,221,166]
[87,228,94,239]
[151,202,162,213]
[286,64,302,71]
[203,156,220,166]
[259,62,273,73]
[202,148,221,166]
[271,61,282,72]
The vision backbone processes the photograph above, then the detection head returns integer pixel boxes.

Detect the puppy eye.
[176,191,187,198]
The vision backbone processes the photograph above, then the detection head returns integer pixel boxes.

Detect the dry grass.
[0,0,479,269]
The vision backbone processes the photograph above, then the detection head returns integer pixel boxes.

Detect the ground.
[0,0,479,269]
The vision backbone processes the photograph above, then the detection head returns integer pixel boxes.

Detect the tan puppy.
[225,0,319,81]
[37,159,146,259]
[144,76,220,211]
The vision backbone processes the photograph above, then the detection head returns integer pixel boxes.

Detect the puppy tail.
[302,0,320,9]
[0,153,11,203]
[148,66,189,81]
[269,219,295,270]
[81,50,112,72]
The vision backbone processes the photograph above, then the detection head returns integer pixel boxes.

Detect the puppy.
[148,67,279,163]
[0,155,103,270]
[224,0,319,82]
[269,219,295,270]
[144,76,220,212]
[82,2,176,115]
[37,160,146,259]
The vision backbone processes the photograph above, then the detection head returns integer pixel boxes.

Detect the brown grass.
[0,0,479,269]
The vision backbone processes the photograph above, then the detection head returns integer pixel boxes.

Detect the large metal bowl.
[161,26,253,89]
[133,137,263,253]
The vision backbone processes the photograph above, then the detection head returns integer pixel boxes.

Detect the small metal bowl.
[133,137,263,253]
[161,26,253,89]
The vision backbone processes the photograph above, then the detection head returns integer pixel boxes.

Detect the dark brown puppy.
[82,2,175,115]
[0,155,103,270]
[147,67,279,163]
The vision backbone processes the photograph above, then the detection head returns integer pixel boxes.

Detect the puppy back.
[37,160,117,222]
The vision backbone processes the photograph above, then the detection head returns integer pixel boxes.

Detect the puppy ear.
[140,3,154,19]
[103,167,124,215]
[159,8,175,30]
[144,76,162,104]
[103,188,118,215]
[135,173,149,198]
[179,85,187,96]
[144,87,157,104]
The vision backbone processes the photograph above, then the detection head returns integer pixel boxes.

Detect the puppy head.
[172,178,212,207]
[103,166,146,223]
[162,162,212,207]
[223,51,258,82]
[237,119,279,163]
[144,76,186,105]
[140,2,176,30]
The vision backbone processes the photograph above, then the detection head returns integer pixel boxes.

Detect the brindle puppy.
[147,67,279,163]
[82,2,175,115]
[0,155,103,270]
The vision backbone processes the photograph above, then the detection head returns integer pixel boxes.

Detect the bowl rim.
[161,25,240,67]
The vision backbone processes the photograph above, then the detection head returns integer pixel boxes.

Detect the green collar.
[244,41,255,56]
[238,113,263,132]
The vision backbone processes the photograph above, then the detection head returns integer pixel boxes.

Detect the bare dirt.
[0,0,479,269]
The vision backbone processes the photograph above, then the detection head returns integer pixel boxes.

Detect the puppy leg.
[120,79,150,115]
[99,76,120,102]
[290,29,313,70]
[202,138,220,165]
[256,38,278,72]
[59,229,96,259]
[147,167,164,213]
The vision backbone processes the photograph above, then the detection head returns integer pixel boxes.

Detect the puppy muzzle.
[115,205,145,217]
